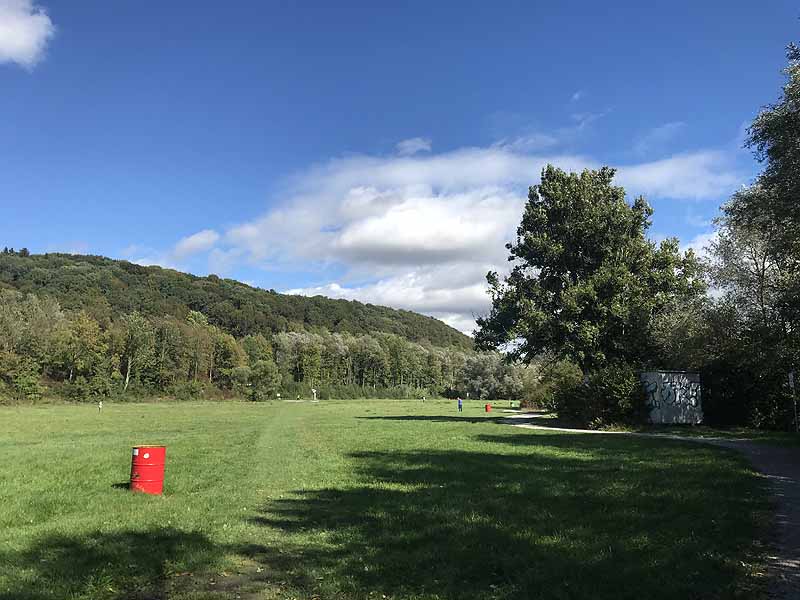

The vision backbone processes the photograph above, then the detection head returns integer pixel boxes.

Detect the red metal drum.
[485,403,492,412]
[130,445,166,495]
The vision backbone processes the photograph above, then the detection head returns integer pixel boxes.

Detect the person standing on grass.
[457,397,463,412]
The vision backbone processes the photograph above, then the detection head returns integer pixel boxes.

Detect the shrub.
[521,360,582,410]
[250,360,280,401]
[231,366,252,398]
[553,361,647,428]
[168,380,208,401]
[0,351,42,402]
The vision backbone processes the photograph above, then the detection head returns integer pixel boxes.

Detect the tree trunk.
[124,357,132,391]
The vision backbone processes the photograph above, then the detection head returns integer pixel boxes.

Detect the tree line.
[0,290,523,403]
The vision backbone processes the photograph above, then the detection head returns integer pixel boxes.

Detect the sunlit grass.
[0,399,769,599]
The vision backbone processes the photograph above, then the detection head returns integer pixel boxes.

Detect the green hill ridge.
[0,251,472,350]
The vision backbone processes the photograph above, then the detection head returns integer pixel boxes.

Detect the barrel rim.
[132,445,166,448]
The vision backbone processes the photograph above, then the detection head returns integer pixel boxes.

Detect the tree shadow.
[499,411,589,429]
[0,527,219,600]
[357,415,503,424]
[237,436,766,600]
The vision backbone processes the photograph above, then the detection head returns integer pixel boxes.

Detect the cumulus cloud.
[286,267,493,335]
[172,229,220,259]
[633,121,686,155]
[126,229,221,270]
[0,0,55,68]
[616,151,740,200]
[681,230,718,260]
[395,137,432,156]
[213,144,742,334]
[127,138,743,335]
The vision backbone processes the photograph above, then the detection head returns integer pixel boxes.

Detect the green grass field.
[0,400,769,600]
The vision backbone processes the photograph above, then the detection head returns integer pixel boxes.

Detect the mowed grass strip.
[0,400,769,600]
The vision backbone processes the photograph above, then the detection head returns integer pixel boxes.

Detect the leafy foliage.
[0,251,471,349]
[0,287,520,404]
[476,165,704,373]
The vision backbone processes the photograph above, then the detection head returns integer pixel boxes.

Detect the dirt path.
[503,414,800,599]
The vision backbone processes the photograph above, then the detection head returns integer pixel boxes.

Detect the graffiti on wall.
[640,371,703,424]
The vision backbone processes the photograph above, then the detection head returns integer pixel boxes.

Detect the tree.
[210,331,245,388]
[738,43,800,257]
[119,312,154,391]
[184,311,213,382]
[241,334,272,366]
[476,165,704,374]
[57,312,107,384]
[250,359,281,401]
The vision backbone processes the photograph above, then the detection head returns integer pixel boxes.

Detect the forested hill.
[0,252,472,350]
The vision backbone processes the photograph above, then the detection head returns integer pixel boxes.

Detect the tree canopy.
[0,251,471,350]
[476,165,704,373]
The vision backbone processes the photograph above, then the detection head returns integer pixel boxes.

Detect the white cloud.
[0,0,54,68]
[172,229,220,259]
[286,268,492,335]
[127,137,744,335]
[127,229,221,270]
[634,121,686,155]
[216,144,742,333]
[395,137,432,156]
[616,151,740,201]
[332,189,522,266]
[492,132,559,152]
[681,230,718,260]
[571,90,584,102]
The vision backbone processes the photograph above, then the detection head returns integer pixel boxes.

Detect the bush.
[702,359,795,430]
[250,360,280,401]
[0,351,42,402]
[553,362,647,428]
[521,360,582,410]
[167,380,209,401]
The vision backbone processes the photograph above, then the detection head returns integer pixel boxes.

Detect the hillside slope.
[0,252,472,349]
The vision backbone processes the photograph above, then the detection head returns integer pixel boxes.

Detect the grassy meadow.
[0,399,769,599]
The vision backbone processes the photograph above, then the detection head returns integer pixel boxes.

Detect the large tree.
[476,165,704,373]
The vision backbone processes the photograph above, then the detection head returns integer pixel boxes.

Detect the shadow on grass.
[236,434,767,600]
[0,527,218,600]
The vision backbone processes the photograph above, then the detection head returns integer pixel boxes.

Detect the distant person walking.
[457,397,463,412]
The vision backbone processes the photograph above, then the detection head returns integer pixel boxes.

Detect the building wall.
[640,371,703,424]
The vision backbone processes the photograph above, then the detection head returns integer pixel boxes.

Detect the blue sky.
[1,1,798,332]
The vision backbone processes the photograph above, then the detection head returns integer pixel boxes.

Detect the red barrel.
[130,445,166,495]
[485,403,492,412]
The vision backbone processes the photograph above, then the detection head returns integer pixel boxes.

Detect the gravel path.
[503,414,800,599]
